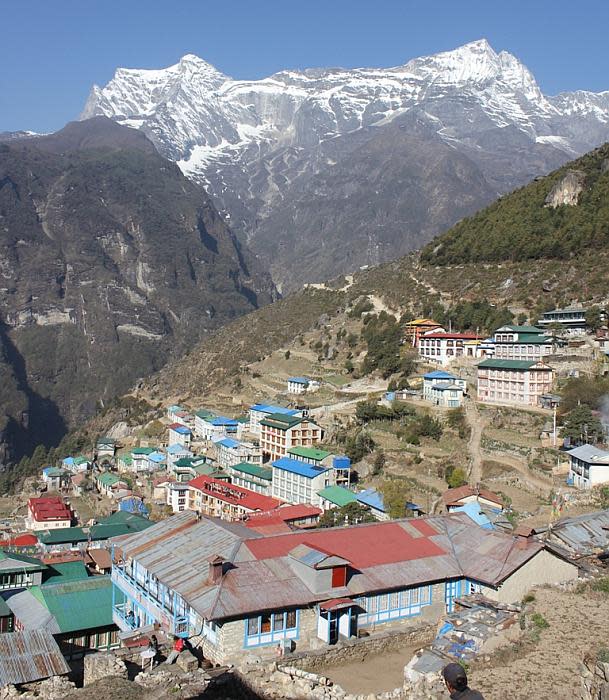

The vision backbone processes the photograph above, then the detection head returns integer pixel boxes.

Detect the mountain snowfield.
[82,39,609,290]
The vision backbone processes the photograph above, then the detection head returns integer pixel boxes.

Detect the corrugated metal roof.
[0,630,70,685]
[0,551,47,573]
[272,457,328,478]
[547,509,609,555]
[31,576,114,633]
[3,590,60,633]
[566,444,609,464]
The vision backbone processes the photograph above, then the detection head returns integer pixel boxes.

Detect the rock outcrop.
[544,169,586,207]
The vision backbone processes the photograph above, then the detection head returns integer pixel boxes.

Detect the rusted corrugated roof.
[546,509,609,555]
[0,629,70,685]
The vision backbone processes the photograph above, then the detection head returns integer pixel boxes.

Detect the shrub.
[531,613,549,630]
[522,593,536,604]
[591,577,609,594]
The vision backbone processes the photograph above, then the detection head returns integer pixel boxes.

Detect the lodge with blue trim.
[110,510,578,664]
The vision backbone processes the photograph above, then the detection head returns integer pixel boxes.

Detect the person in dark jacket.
[442,663,485,699]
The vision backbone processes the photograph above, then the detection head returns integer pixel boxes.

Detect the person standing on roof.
[442,663,485,699]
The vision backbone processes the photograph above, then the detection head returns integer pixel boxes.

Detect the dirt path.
[465,400,485,484]
[470,585,609,700]
[481,449,553,495]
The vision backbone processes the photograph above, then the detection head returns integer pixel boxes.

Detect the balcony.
[113,602,137,632]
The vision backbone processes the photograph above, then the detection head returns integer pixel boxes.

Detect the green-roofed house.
[8,575,119,659]
[0,551,47,590]
[35,527,90,553]
[287,446,333,467]
[477,358,554,407]
[317,485,357,510]
[43,561,90,586]
[95,471,127,497]
[116,453,133,471]
[260,413,324,462]
[226,462,273,495]
[492,324,563,362]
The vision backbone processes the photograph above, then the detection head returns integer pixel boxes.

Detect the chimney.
[207,555,225,585]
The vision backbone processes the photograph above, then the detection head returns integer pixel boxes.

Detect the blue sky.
[1,0,608,133]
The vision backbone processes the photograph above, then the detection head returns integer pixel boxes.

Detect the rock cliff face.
[0,117,275,464]
[81,40,609,291]
[544,170,586,207]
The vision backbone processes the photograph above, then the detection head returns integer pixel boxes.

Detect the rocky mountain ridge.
[0,117,275,464]
[82,39,609,290]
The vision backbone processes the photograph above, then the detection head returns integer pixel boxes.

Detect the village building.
[442,485,504,513]
[567,444,609,489]
[95,472,128,497]
[167,482,191,513]
[188,475,281,521]
[287,376,310,394]
[62,456,90,474]
[41,467,71,492]
[130,447,156,472]
[404,318,445,347]
[168,423,192,447]
[225,462,273,495]
[0,551,47,591]
[244,504,322,534]
[96,437,116,460]
[317,485,357,511]
[110,512,578,664]
[166,443,193,470]
[25,497,73,532]
[260,413,323,461]
[167,405,185,422]
[271,457,336,507]
[537,306,589,335]
[422,371,467,403]
[249,404,301,435]
[491,325,557,361]
[196,415,239,442]
[476,359,554,406]
[214,437,262,469]
[116,453,133,471]
[6,573,119,660]
[418,332,482,366]
[535,509,609,559]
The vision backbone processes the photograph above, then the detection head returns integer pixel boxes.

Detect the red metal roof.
[189,475,281,512]
[421,333,481,340]
[0,533,38,547]
[28,497,72,522]
[245,521,446,569]
[319,597,355,611]
[247,503,322,524]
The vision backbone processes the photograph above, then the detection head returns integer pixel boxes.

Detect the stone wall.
[579,654,609,699]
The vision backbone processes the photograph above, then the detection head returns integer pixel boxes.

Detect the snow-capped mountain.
[82,39,609,290]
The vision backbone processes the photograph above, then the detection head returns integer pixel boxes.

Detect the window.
[247,617,259,636]
[332,566,347,588]
[273,613,284,631]
[260,614,272,633]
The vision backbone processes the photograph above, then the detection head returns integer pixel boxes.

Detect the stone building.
[110,511,578,665]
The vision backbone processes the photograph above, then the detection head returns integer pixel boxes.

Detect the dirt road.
[465,400,485,484]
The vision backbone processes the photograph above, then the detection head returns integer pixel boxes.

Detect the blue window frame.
[354,585,432,626]
[244,609,299,648]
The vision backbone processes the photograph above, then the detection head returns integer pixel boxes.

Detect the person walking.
[442,663,485,699]
[164,635,185,664]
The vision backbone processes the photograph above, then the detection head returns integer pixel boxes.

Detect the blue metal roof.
[272,457,328,479]
[217,438,240,449]
[148,451,166,463]
[423,370,458,380]
[210,416,239,426]
[167,444,190,455]
[288,377,309,384]
[453,502,493,529]
[170,425,192,435]
[62,457,75,466]
[356,488,386,512]
[251,404,299,416]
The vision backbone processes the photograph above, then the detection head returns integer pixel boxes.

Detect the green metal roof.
[119,455,133,465]
[0,597,11,617]
[287,446,331,462]
[500,325,544,333]
[44,467,69,477]
[477,359,540,370]
[35,527,89,545]
[89,511,152,540]
[195,409,215,419]
[97,472,121,487]
[317,485,357,507]
[73,457,89,465]
[131,447,155,456]
[31,576,113,633]
[0,551,47,573]
[174,457,196,468]
[43,561,89,586]
[260,413,305,429]
[231,462,273,481]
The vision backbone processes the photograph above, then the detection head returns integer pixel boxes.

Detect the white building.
[196,416,239,442]
[491,325,556,361]
[168,424,192,447]
[166,444,193,471]
[287,377,309,394]
[248,404,301,435]
[214,438,262,469]
[166,482,190,513]
[225,462,273,495]
[537,307,589,335]
[271,457,335,507]
[418,332,482,366]
[422,371,467,402]
[167,405,184,422]
[567,444,609,489]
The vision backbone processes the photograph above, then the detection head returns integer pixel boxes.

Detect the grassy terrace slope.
[421,143,609,265]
